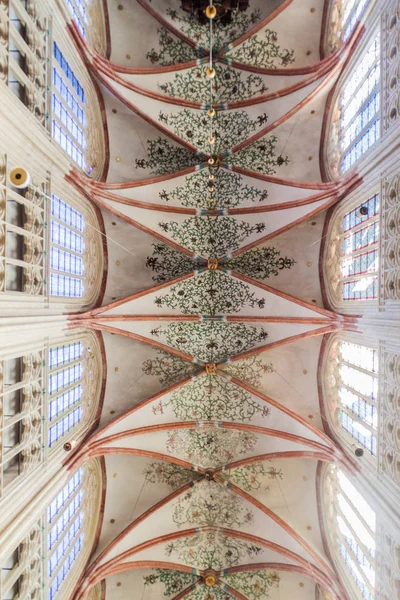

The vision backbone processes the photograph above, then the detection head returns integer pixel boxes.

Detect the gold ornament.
[208,157,215,165]
[206,66,216,79]
[207,108,215,117]
[206,363,217,374]
[209,174,215,181]
[205,5,217,19]
[208,135,215,144]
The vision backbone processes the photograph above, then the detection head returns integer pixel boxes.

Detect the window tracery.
[324,0,374,55]
[0,332,102,497]
[0,153,104,306]
[0,459,103,600]
[0,0,48,125]
[324,192,380,305]
[0,2,106,177]
[325,338,378,457]
[65,0,108,57]
[327,32,381,177]
[0,521,42,600]
[323,332,400,490]
[52,42,86,170]
[47,335,101,448]
[322,466,376,600]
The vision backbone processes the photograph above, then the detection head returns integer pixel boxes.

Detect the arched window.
[326,31,381,177]
[52,42,86,170]
[0,333,102,498]
[50,36,105,175]
[0,460,103,600]
[324,0,374,55]
[338,342,378,454]
[341,0,372,41]
[66,0,88,40]
[322,466,376,600]
[47,334,102,448]
[340,194,380,301]
[326,339,378,456]
[65,0,109,57]
[0,153,104,307]
[323,192,380,307]
[50,194,86,299]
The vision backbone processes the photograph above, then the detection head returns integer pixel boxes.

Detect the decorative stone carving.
[0,521,43,600]
[0,350,44,495]
[377,524,400,600]
[86,0,108,57]
[324,0,345,55]
[379,349,400,485]
[382,174,400,303]
[0,0,8,84]
[383,0,400,132]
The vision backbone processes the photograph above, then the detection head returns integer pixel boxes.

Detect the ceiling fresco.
[67,1,364,599]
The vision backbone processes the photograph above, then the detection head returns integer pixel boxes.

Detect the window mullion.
[336,529,375,595]
[51,114,86,154]
[339,360,378,379]
[336,505,375,569]
[48,509,81,557]
[53,64,85,110]
[340,405,376,434]
[49,400,82,428]
[338,271,379,284]
[48,521,82,585]
[50,242,83,259]
[49,357,83,374]
[48,482,82,529]
[341,114,380,157]
[340,383,378,407]
[50,214,85,236]
[339,488,375,538]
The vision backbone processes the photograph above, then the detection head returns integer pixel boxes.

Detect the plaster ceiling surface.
[68,1,363,599]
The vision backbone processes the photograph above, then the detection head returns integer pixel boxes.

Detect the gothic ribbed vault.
[65,2,364,598]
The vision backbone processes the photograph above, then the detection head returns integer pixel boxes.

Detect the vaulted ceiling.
[68,2,361,599]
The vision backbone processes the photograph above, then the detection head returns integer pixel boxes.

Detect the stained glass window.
[47,469,85,600]
[339,194,380,301]
[331,469,376,600]
[66,0,88,39]
[339,33,380,173]
[52,43,86,169]
[336,341,378,455]
[342,0,371,41]
[47,342,85,447]
[50,194,86,298]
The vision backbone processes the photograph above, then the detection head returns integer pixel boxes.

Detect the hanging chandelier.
[180,0,250,25]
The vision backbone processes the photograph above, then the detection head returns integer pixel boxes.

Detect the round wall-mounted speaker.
[355,447,364,457]
[9,167,31,189]
[63,440,77,452]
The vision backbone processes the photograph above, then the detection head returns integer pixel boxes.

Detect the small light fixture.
[208,157,215,165]
[357,206,369,217]
[64,440,77,452]
[206,66,216,79]
[205,4,217,19]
